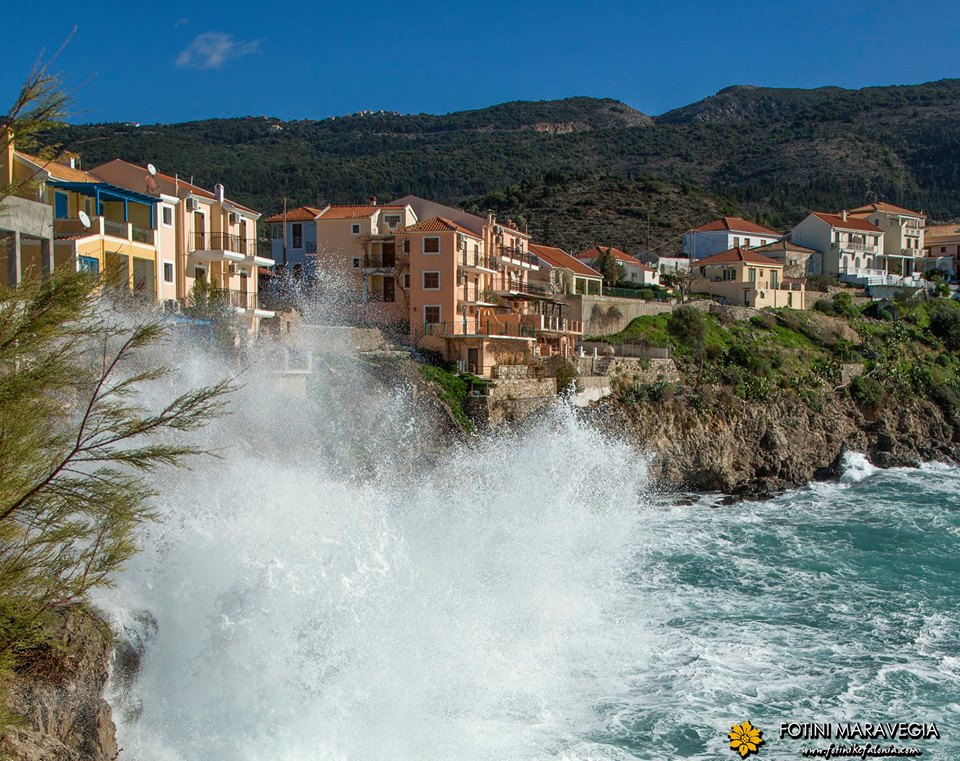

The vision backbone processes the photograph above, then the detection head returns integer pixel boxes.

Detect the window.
[770,270,779,288]
[942,247,947,253]
[162,206,174,227]
[351,224,361,235]
[403,239,411,254]
[194,266,206,282]
[423,237,440,254]
[422,271,440,289]
[749,268,757,283]
[403,273,410,288]
[292,223,303,249]
[352,257,361,268]
[78,256,98,274]
[163,261,174,283]
[744,238,751,248]
[424,305,441,324]
[733,236,740,247]
[383,215,401,229]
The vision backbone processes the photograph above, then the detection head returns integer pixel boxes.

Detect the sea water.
[96,345,960,760]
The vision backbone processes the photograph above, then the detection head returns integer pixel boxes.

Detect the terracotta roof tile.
[811,212,883,233]
[753,240,820,255]
[696,246,784,267]
[396,216,478,236]
[16,151,96,183]
[576,245,653,271]
[318,204,406,220]
[529,243,601,277]
[846,201,925,218]
[692,216,780,237]
[263,206,325,223]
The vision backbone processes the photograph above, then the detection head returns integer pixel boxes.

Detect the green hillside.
[44,80,960,253]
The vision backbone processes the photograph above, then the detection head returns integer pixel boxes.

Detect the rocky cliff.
[589,392,960,499]
[0,608,118,761]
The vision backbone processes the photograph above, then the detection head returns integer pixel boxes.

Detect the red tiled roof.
[846,201,925,218]
[317,204,406,220]
[16,151,96,183]
[692,216,780,237]
[576,245,653,271]
[753,240,820,255]
[396,216,478,236]
[696,246,784,267]
[811,212,882,233]
[263,206,325,223]
[529,243,602,277]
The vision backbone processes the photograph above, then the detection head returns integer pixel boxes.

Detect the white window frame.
[351,223,361,235]
[423,236,441,254]
[161,205,174,227]
[423,305,442,325]
[162,260,174,283]
[422,271,440,290]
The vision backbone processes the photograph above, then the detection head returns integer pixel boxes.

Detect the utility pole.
[281,195,287,268]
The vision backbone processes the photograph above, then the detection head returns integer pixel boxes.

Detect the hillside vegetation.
[46,80,960,253]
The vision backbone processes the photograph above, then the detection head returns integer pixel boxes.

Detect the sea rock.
[0,607,118,761]
[588,393,959,497]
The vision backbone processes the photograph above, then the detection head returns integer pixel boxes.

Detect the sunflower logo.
[728,720,763,757]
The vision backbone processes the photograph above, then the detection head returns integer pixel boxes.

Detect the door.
[194,211,205,251]
[239,273,249,309]
[467,348,479,375]
[383,276,395,302]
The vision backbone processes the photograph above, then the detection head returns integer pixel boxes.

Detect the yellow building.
[692,246,806,309]
[13,152,161,300]
[0,135,54,285]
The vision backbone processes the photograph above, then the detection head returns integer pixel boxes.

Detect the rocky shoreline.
[586,391,960,500]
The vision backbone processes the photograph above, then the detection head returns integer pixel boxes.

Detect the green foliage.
[0,272,230,685]
[667,306,707,352]
[592,247,624,287]
[419,364,471,431]
[927,300,960,351]
[850,374,885,412]
[554,360,579,395]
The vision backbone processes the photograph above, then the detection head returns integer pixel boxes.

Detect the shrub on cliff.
[927,301,960,351]
[850,374,885,412]
[667,306,707,353]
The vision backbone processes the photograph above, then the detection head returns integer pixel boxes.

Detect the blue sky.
[6,0,960,124]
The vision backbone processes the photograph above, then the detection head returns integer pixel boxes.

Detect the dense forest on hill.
[45,80,960,254]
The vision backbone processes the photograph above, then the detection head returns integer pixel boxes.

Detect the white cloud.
[176,32,261,70]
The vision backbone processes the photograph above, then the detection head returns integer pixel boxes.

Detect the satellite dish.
[78,211,91,229]
[147,163,157,176]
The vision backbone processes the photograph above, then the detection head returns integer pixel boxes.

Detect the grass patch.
[420,364,472,432]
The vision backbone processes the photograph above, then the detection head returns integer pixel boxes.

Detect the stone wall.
[467,376,558,429]
[564,295,675,335]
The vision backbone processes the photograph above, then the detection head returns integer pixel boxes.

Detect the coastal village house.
[791,211,884,279]
[528,243,603,296]
[683,217,781,259]
[576,246,660,285]
[14,152,163,301]
[267,195,583,375]
[635,252,691,274]
[923,224,960,279]
[846,202,926,277]
[691,246,806,308]
[0,136,54,286]
[91,159,276,335]
[752,239,822,278]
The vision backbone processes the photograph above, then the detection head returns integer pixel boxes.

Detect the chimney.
[58,151,80,169]
[368,196,377,206]
[841,209,848,221]
[214,183,225,203]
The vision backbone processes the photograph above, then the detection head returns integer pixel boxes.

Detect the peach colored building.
[923,224,960,280]
[90,159,275,335]
[691,247,806,308]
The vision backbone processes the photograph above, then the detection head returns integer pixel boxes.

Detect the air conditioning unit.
[185,198,199,212]
[229,212,239,224]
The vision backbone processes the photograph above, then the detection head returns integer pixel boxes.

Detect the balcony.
[211,287,276,319]
[364,251,396,271]
[459,252,498,272]
[460,288,498,306]
[190,232,255,262]
[498,245,540,270]
[420,317,537,340]
[833,241,876,253]
[54,216,155,246]
[522,313,584,335]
